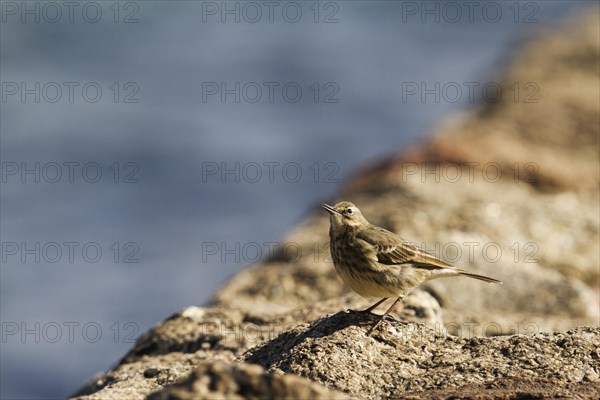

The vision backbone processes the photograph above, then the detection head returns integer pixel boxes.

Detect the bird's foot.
[347,308,376,314]
[365,295,405,335]
[348,298,388,314]
[366,317,385,335]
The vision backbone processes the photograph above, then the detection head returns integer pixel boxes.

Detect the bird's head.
[322,201,369,232]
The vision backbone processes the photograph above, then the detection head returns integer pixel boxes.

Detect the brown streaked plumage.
[322,201,501,334]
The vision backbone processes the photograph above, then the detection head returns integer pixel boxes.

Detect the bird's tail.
[458,271,502,284]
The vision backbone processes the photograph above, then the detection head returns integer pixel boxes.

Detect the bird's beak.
[322,203,340,215]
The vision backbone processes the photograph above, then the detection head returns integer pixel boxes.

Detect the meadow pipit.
[323,201,501,334]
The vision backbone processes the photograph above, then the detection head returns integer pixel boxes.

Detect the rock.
[245,315,600,399]
[146,361,350,400]
[403,377,600,400]
[71,350,235,400]
[71,307,243,400]
[120,307,253,362]
[72,295,442,400]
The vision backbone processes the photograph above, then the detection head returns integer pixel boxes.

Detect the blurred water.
[0,1,591,398]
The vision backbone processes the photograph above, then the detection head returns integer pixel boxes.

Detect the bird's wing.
[356,226,452,269]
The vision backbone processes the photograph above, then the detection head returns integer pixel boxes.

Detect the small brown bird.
[322,201,501,334]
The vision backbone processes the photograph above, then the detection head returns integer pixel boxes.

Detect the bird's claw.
[347,308,375,314]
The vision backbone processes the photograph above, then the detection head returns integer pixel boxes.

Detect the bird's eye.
[345,208,354,215]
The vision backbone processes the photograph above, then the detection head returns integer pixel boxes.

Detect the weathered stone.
[72,350,235,400]
[146,361,351,400]
[245,314,600,399]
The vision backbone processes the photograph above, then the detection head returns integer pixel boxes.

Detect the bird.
[322,201,501,334]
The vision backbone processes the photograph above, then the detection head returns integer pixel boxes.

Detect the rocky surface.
[72,10,599,400]
[245,315,600,399]
[72,292,442,400]
[146,361,350,400]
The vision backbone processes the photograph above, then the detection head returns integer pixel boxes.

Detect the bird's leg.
[367,295,405,334]
[350,298,388,314]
